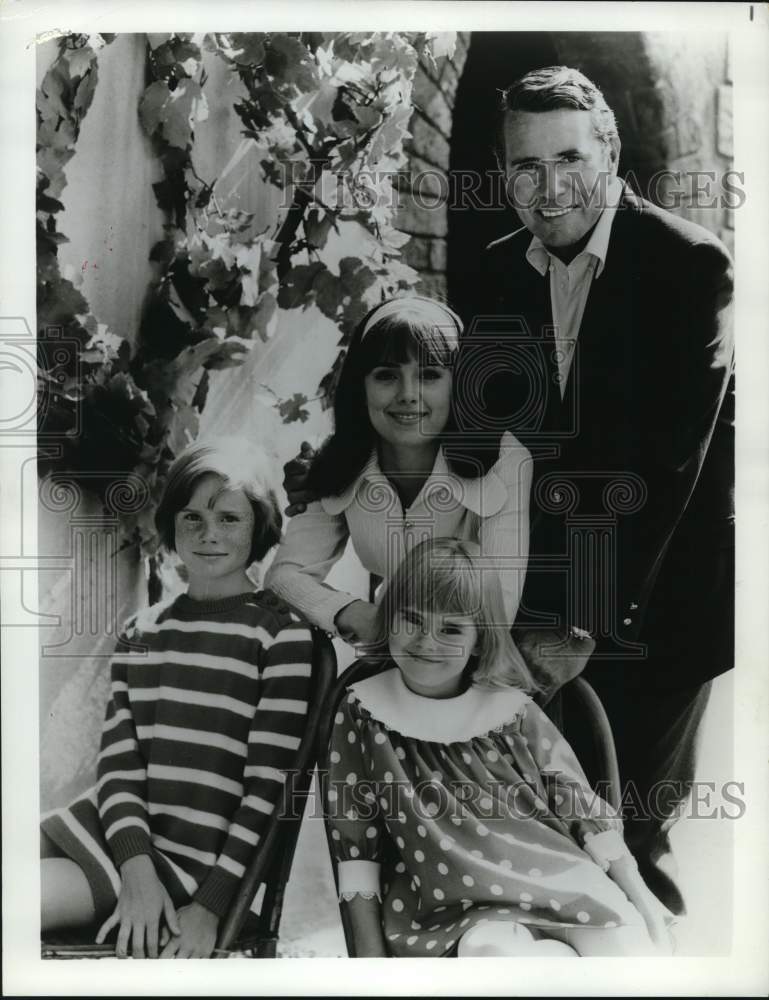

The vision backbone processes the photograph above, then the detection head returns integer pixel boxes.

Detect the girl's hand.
[159,901,220,959]
[638,891,675,955]
[334,600,379,644]
[96,854,180,958]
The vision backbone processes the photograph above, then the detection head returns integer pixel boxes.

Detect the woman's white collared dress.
[327,666,645,957]
[265,431,532,631]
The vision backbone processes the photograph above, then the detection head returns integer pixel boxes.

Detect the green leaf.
[167,37,202,69]
[367,103,413,166]
[264,35,318,93]
[37,191,65,214]
[38,62,73,123]
[205,337,252,369]
[352,105,382,130]
[149,239,175,263]
[72,68,99,122]
[370,34,418,78]
[338,256,378,299]
[304,209,335,250]
[277,261,325,310]
[276,392,310,424]
[164,80,208,149]
[37,277,89,329]
[67,45,95,82]
[139,79,207,148]
[226,33,266,67]
[379,226,411,251]
[314,268,343,321]
[139,79,172,137]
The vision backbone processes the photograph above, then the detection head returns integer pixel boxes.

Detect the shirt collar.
[320,437,512,518]
[348,665,531,742]
[525,174,624,279]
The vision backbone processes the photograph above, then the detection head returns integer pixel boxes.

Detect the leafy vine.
[37,31,455,558]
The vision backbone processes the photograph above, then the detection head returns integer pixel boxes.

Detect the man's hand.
[283,441,318,516]
[96,853,180,959]
[159,901,220,959]
[518,627,596,705]
[334,600,379,645]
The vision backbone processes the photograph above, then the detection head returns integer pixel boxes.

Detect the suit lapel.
[562,189,643,441]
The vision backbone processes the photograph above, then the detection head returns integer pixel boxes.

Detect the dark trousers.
[560,662,713,914]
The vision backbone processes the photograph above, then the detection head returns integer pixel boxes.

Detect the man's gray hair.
[495,65,619,163]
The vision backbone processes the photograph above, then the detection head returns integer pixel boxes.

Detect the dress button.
[623,617,632,626]
[629,602,638,610]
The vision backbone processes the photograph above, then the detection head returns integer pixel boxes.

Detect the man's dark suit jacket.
[450,184,734,689]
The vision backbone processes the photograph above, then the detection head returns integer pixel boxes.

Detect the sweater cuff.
[194,866,241,918]
[109,827,153,868]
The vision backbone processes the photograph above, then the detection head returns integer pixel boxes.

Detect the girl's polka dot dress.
[326,665,644,957]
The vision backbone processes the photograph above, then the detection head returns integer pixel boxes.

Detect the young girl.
[326,537,673,958]
[41,437,314,959]
[265,295,532,645]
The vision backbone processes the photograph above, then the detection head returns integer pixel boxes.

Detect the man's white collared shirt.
[525,176,623,397]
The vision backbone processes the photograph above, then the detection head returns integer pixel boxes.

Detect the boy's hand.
[96,853,180,959]
[283,441,318,516]
[159,901,220,959]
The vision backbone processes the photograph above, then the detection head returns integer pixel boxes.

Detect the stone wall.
[395,32,471,300]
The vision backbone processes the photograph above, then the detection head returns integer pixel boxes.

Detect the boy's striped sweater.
[92,589,313,918]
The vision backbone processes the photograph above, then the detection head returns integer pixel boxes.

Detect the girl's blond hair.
[369,537,535,692]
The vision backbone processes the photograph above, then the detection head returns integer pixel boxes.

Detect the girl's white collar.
[347,666,530,743]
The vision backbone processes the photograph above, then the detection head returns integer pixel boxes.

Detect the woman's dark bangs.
[358,318,456,372]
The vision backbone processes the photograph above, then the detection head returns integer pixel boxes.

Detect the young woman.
[265,295,532,646]
[326,538,674,957]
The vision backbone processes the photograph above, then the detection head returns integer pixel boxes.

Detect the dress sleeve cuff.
[337,860,381,901]
[582,829,632,870]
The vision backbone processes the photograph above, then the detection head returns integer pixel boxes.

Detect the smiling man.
[452,65,735,916]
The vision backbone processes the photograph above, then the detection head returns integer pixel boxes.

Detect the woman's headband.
[360,296,462,342]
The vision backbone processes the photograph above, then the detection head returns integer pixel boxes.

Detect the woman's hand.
[334,600,379,644]
[159,901,220,959]
[96,853,180,958]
